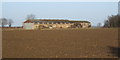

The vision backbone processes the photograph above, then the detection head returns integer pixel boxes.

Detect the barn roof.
[24,19,90,23]
[24,20,33,23]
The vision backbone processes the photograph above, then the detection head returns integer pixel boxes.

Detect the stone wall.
[33,23,90,29]
[34,24,74,29]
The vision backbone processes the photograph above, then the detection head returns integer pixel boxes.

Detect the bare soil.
[2,28,118,58]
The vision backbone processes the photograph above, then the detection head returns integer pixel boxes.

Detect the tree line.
[0,18,13,27]
[104,15,120,28]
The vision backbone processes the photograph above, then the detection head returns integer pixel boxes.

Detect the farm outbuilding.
[23,19,91,29]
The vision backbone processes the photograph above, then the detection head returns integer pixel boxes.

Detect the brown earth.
[2,28,118,58]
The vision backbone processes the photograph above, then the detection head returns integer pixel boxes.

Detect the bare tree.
[8,19,13,27]
[104,15,120,28]
[104,20,109,28]
[97,22,101,27]
[0,18,8,27]
[26,14,36,20]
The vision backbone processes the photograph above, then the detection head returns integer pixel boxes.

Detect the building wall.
[80,23,91,28]
[33,23,90,29]
[23,23,34,29]
[34,24,74,29]
[23,21,91,29]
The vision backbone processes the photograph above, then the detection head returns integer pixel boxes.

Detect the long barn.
[23,19,91,29]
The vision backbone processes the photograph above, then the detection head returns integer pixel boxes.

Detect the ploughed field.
[2,28,118,58]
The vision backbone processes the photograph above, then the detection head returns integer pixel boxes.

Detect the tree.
[26,14,36,20]
[104,15,120,28]
[8,19,13,27]
[0,18,8,27]
[97,22,101,27]
[104,20,109,28]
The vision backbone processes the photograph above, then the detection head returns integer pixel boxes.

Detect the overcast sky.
[2,2,118,26]
[2,0,119,2]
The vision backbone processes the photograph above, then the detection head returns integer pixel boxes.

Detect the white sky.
[2,0,120,2]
